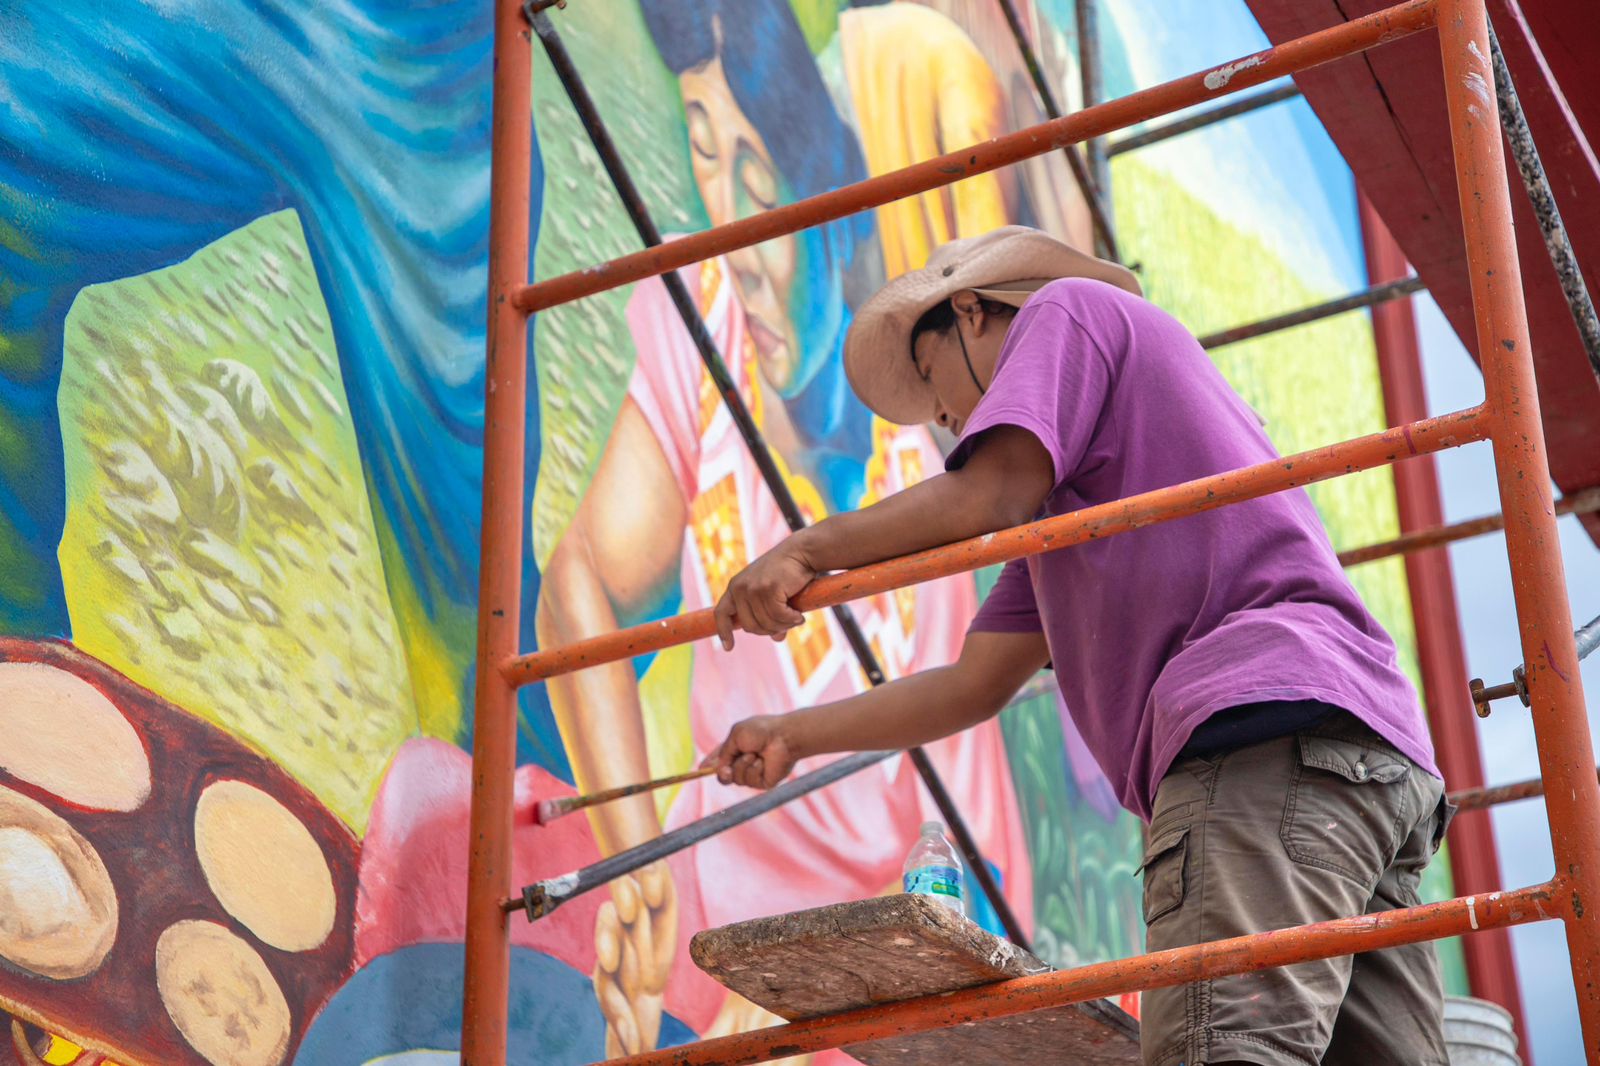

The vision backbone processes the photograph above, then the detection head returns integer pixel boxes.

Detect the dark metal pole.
[1107,83,1302,156]
[516,750,896,918]
[993,0,1120,262]
[1487,22,1600,380]
[530,11,1029,948]
[1198,275,1425,349]
[1075,0,1112,258]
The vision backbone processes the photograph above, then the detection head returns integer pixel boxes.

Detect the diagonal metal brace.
[521,0,565,23]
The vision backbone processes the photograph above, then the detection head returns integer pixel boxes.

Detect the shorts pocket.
[1280,733,1409,888]
[1139,824,1190,925]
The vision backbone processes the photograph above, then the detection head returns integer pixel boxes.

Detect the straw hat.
[843,226,1141,424]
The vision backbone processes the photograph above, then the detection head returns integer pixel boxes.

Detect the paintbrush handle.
[560,765,716,812]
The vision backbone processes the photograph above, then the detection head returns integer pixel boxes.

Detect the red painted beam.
[1360,192,1530,1051]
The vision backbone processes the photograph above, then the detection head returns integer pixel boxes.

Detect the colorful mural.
[0,0,1456,1063]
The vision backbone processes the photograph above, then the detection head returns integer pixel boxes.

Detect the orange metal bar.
[461,0,533,1060]
[1337,486,1600,566]
[510,0,1438,314]
[602,883,1559,1066]
[1438,0,1600,1058]
[504,406,1486,685]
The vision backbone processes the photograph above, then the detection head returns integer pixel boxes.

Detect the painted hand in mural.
[702,715,797,789]
[712,539,817,650]
[593,861,677,1057]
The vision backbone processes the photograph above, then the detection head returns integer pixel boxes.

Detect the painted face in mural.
[677,56,803,392]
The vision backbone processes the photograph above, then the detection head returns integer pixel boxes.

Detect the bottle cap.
[920,821,944,835]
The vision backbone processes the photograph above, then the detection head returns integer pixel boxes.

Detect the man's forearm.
[783,664,1002,759]
[794,468,1033,574]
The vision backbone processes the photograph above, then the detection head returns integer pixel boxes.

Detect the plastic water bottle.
[902,821,964,913]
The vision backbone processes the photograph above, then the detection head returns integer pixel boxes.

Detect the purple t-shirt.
[952,279,1438,821]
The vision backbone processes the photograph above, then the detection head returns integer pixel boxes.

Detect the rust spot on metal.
[1501,338,1516,351]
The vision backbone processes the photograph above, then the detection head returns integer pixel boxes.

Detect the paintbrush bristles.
[532,797,569,826]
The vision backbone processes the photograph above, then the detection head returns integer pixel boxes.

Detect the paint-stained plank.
[690,894,1140,1063]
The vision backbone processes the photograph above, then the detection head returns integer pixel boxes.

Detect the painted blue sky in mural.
[0,0,503,636]
[1104,0,1368,294]
[0,0,578,774]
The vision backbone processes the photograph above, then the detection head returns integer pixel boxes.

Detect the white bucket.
[1444,995,1521,1066]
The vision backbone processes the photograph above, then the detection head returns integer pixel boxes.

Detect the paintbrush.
[532,766,717,825]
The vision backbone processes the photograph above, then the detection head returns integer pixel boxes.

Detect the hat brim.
[843,228,1140,425]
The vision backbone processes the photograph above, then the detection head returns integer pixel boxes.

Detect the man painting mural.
[708,227,1454,1066]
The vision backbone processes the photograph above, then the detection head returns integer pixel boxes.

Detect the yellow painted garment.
[839,3,1018,277]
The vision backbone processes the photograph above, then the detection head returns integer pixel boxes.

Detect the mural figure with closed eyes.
[532,1,1035,1054]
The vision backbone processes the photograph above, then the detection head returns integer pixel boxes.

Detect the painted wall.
[0,1,1455,1063]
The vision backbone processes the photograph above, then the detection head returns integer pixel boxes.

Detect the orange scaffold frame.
[462,0,1600,1062]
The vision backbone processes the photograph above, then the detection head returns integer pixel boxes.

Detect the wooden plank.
[690,895,1140,1064]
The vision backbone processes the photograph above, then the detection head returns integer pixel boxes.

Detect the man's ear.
[949,289,982,317]
[952,289,998,336]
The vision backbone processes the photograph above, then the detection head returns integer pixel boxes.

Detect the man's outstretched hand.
[702,715,799,790]
[712,537,817,650]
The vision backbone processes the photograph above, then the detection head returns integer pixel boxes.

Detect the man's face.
[909,296,1013,434]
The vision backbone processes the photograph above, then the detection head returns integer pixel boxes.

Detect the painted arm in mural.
[705,627,1049,788]
[712,425,1054,645]
[535,397,686,1057]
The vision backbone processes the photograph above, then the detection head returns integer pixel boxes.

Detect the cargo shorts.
[1139,712,1453,1066]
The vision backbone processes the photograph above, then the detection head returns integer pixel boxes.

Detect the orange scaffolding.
[462,0,1600,1062]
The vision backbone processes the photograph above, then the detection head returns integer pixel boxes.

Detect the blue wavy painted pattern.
[0,0,572,772]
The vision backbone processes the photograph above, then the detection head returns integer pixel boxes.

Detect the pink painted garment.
[959,279,1439,821]
[626,257,1032,938]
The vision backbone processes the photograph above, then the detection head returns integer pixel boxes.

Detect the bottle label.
[904,865,962,899]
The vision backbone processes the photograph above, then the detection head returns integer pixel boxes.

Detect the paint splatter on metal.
[1204,55,1264,91]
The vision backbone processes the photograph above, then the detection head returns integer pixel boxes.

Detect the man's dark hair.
[910,296,1017,354]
